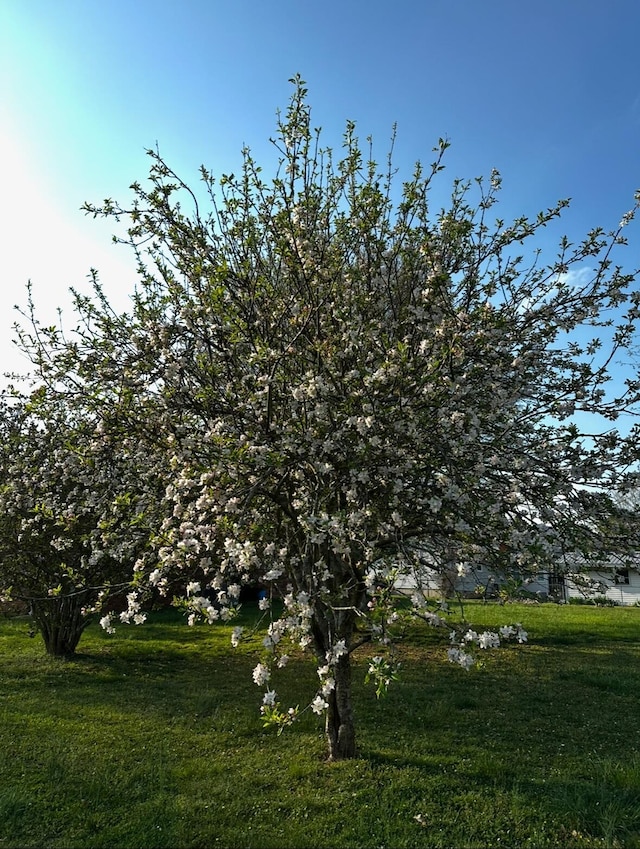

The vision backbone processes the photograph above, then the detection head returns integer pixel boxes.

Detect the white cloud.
[553,266,594,289]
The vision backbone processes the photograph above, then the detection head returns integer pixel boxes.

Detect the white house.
[561,563,640,606]
[395,558,640,606]
[394,560,550,601]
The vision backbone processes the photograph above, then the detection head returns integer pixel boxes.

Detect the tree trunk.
[309,555,365,761]
[325,651,357,760]
[29,594,89,657]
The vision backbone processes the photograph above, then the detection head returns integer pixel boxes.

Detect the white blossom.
[252,663,271,686]
[311,695,329,714]
[99,614,115,634]
[262,689,277,706]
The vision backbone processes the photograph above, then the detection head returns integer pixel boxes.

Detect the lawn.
[1,601,639,848]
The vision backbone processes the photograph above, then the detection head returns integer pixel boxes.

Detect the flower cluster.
[365,655,400,699]
[446,622,528,669]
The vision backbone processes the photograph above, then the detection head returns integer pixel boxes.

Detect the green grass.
[1,602,640,848]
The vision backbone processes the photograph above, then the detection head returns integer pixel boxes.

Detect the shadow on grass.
[3,605,640,848]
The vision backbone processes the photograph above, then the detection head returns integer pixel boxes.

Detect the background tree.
[15,77,640,756]
[0,389,159,656]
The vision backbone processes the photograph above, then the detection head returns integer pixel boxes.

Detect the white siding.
[395,565,550,599]
[393,554,640,606]
[565,568,640,606]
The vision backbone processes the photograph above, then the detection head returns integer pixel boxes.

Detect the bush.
[568,595,619,607]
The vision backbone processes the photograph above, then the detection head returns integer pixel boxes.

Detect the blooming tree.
[15,77,640,756]
[0,389,160,656]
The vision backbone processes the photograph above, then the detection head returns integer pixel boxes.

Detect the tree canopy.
[0,389,161,655]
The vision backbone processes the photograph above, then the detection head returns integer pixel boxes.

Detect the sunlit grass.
[1,602,639,848]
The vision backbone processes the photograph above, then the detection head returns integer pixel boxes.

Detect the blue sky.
[1,0,639,389]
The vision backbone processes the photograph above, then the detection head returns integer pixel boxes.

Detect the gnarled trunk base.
[30,594,89,657]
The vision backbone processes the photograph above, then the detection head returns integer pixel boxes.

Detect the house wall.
[394,565,550,599]
[394,557,640,606]
[565,569,640,606]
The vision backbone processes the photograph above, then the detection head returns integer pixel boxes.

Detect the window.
[614,568,630,585]
[548,572,565,593]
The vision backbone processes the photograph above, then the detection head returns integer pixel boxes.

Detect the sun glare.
[0,126,136,383]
